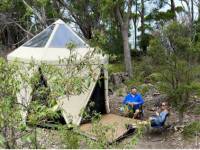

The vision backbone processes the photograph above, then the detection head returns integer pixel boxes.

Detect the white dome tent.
[7,19,142,143]
[7,19,109,125]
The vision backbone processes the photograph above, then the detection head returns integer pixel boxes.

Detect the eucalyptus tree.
[132,0,139,50]
[57,0,101,40]
[114,0,134,78]
[53,0,139,73]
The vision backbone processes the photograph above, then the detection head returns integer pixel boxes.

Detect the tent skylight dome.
[23,19,88,48]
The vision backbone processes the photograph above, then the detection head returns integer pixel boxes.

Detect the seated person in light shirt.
[149,102,169,127]
[120,86,144,119]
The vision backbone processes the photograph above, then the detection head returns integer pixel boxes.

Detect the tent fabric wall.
[58,67,101,125]
[6,19,109,126]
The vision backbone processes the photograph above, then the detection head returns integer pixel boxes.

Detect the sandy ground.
[108,94,200,149]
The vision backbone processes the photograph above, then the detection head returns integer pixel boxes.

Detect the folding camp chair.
[150,113,170,133]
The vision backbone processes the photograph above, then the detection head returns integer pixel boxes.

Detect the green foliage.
[0,58,22,148]
[115,124,145,149]
[107,63,125,74]
[148,72,163,83]
[146,9,177,22]
[87,0,124,57]
[0,0,12,10]
[193,104,200,115]
[81,101,99,121]
[136,56,154,79]
[148,22,200,123]
[89,117,112,148]
[183,121,200,138]
[129,126,145,146]
[58,125,81,149]
[148,37,166,65]
[91,27,123,57]
[124,78,142,90]
[124,56,154,87]
[23,0,59,20]
[139,33,152,54]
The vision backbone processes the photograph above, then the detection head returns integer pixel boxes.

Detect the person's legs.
[149,116,162,127]
[119,105,129,117]
[119,105,132,117]
[133,109,140,119]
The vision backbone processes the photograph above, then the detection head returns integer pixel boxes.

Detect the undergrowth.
[182,121,200,138]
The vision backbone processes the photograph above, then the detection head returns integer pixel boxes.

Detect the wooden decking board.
[79,114,147,142]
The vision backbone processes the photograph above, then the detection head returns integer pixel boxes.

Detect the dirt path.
[134,131,199,149]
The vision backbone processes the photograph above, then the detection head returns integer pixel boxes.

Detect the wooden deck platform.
[79,114,148,143]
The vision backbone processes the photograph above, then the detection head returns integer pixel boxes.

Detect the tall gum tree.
[115,0,133,78]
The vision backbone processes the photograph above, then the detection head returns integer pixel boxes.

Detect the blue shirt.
[123,93,144,110]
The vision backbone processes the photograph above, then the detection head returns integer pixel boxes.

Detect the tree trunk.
[134,21,137,50]
[10,127,16,148]
[140,0,146,54]
[79,25,92,39]
[170,0,176,20]
[134,0,138,50]
[6,27,14,49]
[178,111,184,124]
[2,126,11,149]
[121,25,133,78]
[115,1,133,78]
[191,0,194,22]
[198,3,200,22]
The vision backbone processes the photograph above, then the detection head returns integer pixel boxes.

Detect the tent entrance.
[89,71,106,114]
[81,71,106,123]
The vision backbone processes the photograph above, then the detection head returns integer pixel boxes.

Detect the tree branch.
[22,0,47,28]
[126,0,133,20]
[115,4,124,26]
[14,22,34,37]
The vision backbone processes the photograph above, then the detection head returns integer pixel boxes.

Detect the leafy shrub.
[182,121,200,138]
[58,125,81,149]
[107,63,125,74]
[193,105,200,115]
[147,72,162,83]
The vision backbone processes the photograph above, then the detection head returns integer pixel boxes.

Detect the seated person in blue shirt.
[149,102,169,127]
[120,86,144,119]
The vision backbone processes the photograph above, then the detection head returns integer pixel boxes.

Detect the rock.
[109,72,129,86]
[143,84,158,97]
[141,84,167,105]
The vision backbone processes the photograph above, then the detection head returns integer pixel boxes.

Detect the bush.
[107,63,125,74]
[182,121,200,138]
[193,105,200,115]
